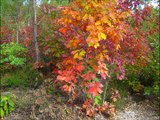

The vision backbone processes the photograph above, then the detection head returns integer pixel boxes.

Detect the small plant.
[0,93,15,118]
[0,42,27,67]
[1,64,42,88]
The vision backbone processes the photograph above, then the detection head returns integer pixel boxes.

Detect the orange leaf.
[59,28,67,34]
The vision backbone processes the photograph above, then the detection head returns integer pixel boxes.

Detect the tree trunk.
[16,30,19,43]
[15,18,19,43]
[32,0,40,63]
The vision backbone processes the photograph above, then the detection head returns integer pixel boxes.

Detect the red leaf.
[76,64,85,72]
[100,73,107,79]
[82,71,95,81]
[57,75,66,81]
[59,27,68,34]
[88,82,103,97]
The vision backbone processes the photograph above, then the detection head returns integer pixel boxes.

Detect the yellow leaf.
[79,50,86,56]
[94,42,99,49]
[98,32,107,40]
[95,21,101,25]
[104,18,112,27]
[83,14,88,21]
[88,42,93,47]
[92,1,99,7]
[85,5,89,10]
[116,44,121,50]
[74,52,79,59]
[96,26,103,31]
[73,49,86,60]
[97,53,104,60]
[101,33,107,39]
[103,50,108,53]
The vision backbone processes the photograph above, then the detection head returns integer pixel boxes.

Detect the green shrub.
[0,93,15,118]
[1,64,43,88]
[125,8,160,98]
[0,42,27,75]
[0,42,43,88]
[141,8,159,97]
[140,62,160,97]
[0,42,27,66]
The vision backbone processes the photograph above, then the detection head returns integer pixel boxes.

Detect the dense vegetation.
[0,0,159,119]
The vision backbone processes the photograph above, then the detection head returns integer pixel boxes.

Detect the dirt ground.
[2,85,160,120]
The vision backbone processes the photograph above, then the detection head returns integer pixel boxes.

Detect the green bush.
[0,42,43,89]
[0,93,15,118]
[141,8,159,97]
[0,42,27,66]
[1,64,43,88]
[125,8,160,98]
[140,59,160,97]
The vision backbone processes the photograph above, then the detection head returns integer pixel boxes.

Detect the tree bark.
[16,30,19,43]
[32,0,40,63]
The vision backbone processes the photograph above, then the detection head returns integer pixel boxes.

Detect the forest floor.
[2,82,160,120]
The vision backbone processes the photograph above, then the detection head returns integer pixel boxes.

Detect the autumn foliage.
[1,0,156,118]
[54,0,151,117]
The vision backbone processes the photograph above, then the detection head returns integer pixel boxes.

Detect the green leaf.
[86,94,91,98]
[8,99,15,107]
[94,78,99,82]
[8,107,14,113]
[0,108,5,117]
[94,95,102,105]
[144,87,152,96]
[3,102,8,110]
[1,96,8,102]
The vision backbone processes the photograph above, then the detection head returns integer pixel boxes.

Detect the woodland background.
[0,0,159,119]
